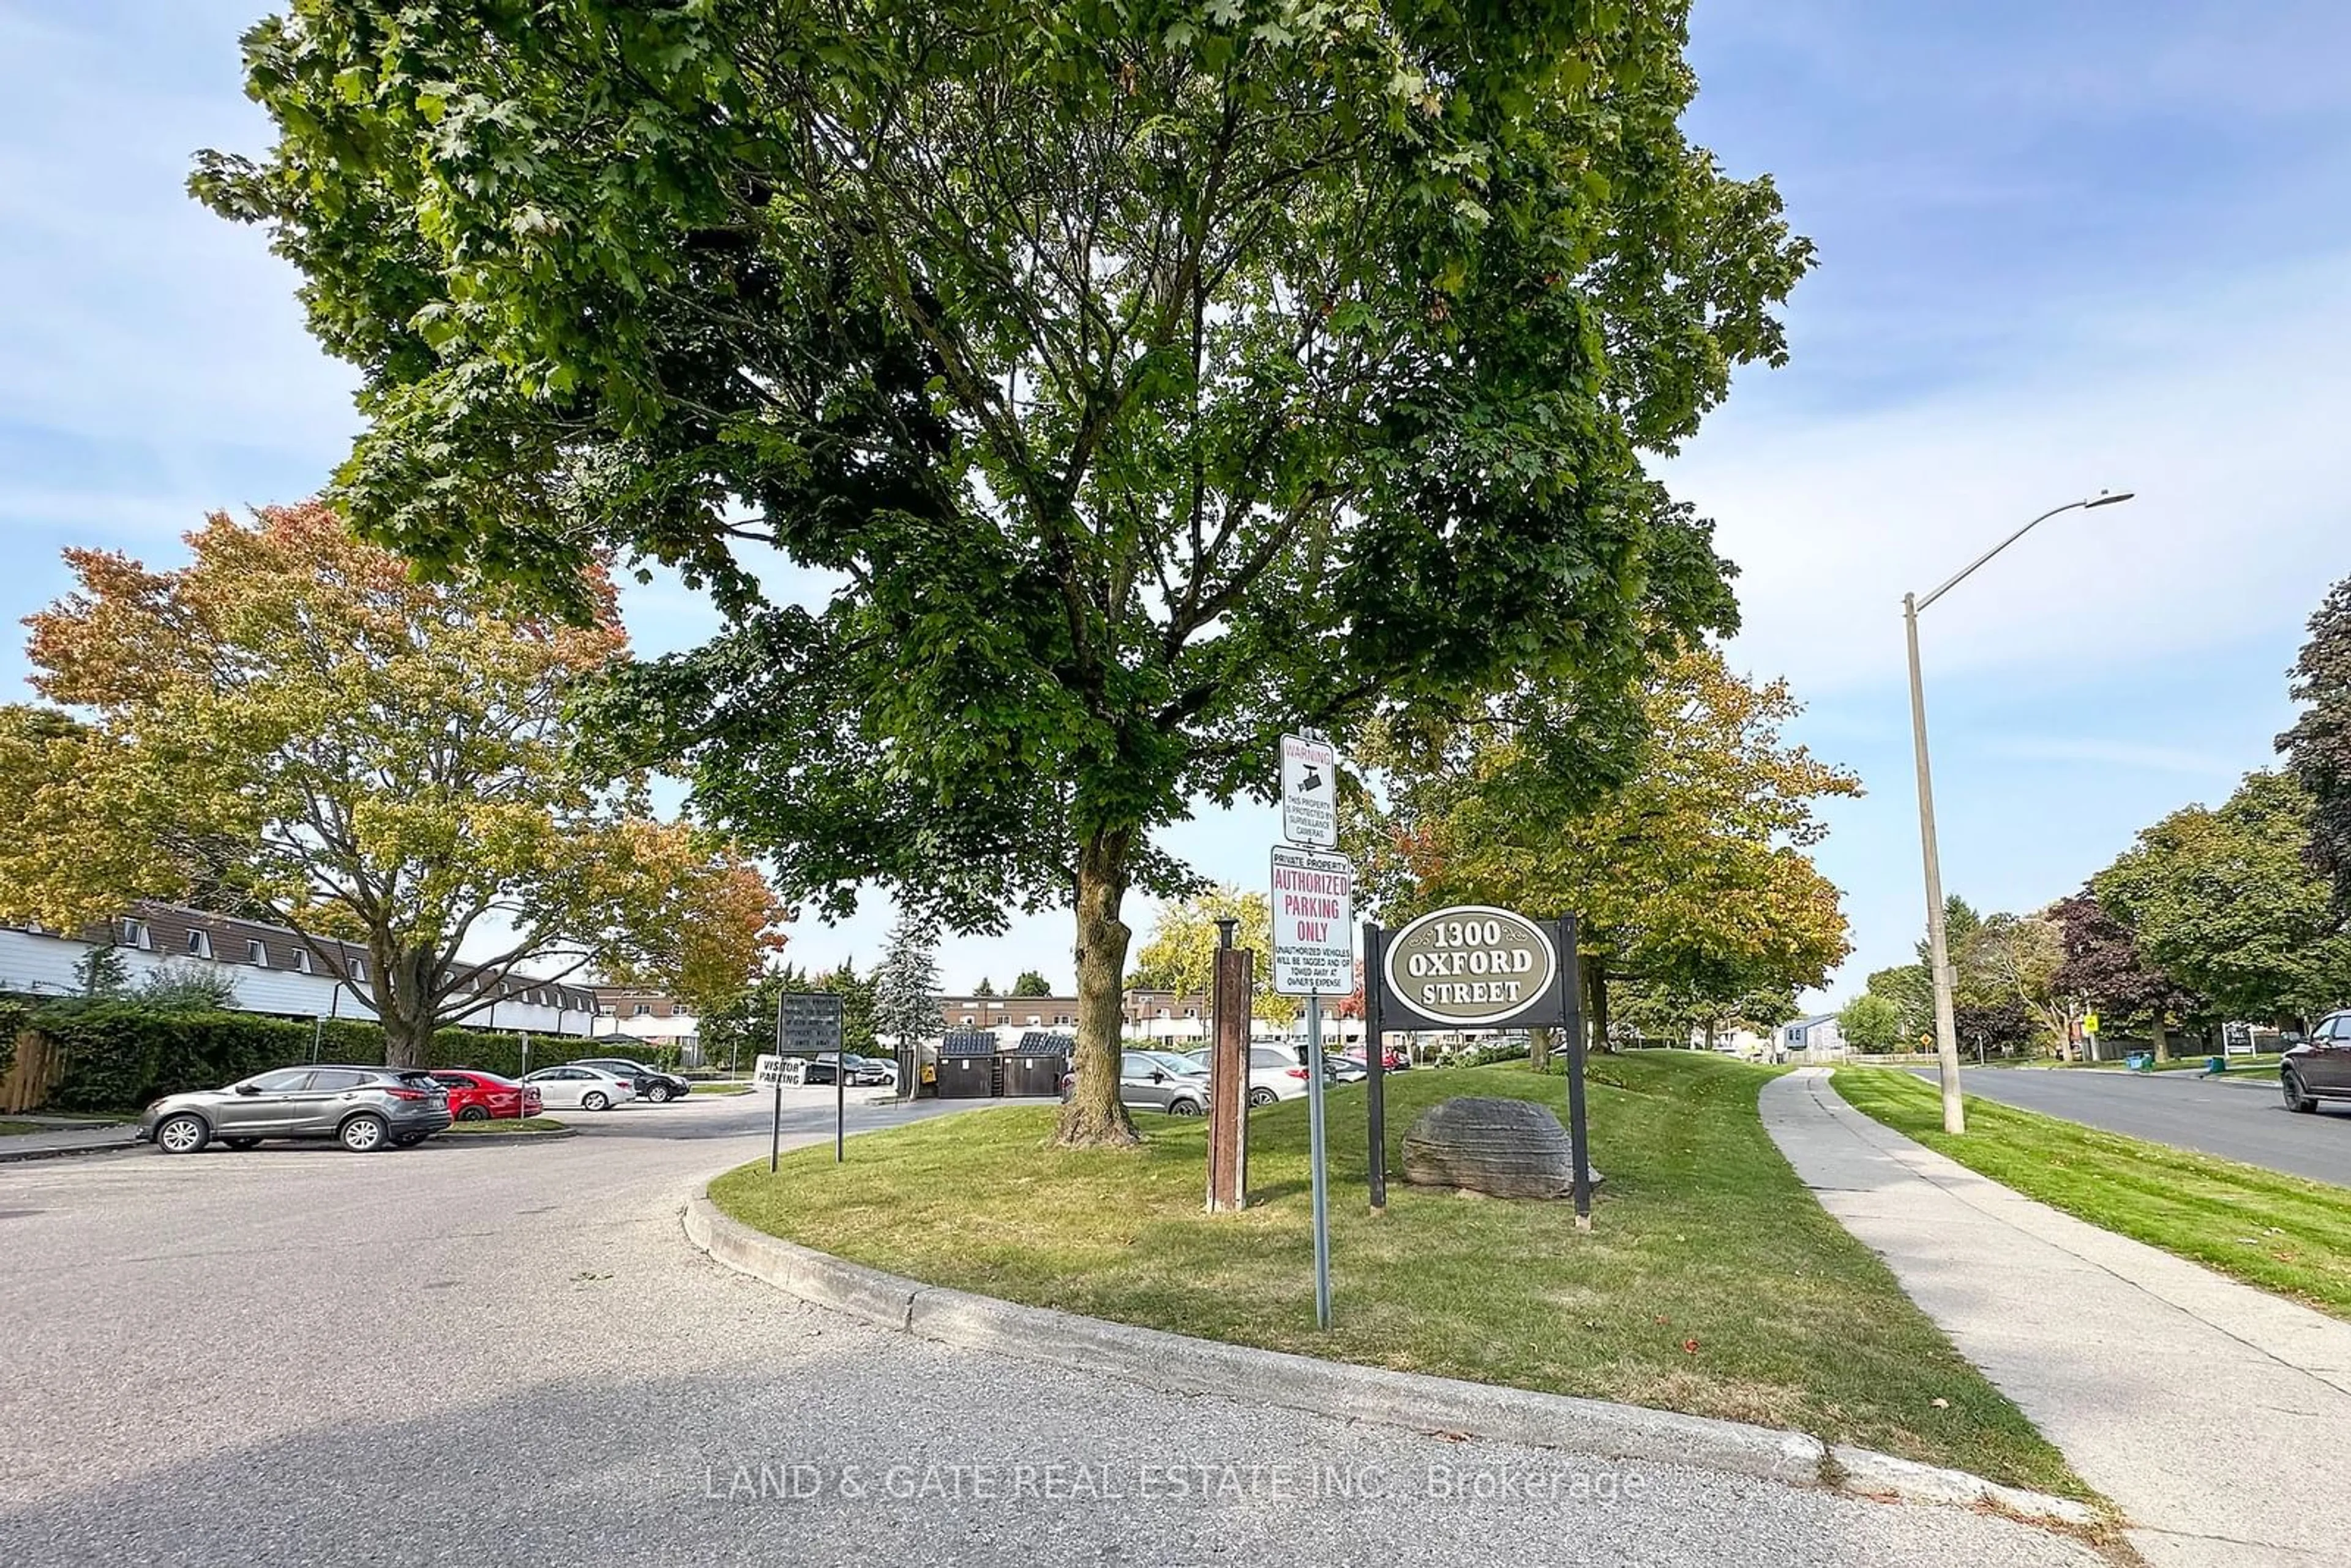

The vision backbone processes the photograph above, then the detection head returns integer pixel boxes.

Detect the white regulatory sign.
[1271,845,1354,997]
[1280,732,1337,849]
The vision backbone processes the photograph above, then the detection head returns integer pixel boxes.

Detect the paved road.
[0,1089,2100,1566]
[1939,1066,2351,1188]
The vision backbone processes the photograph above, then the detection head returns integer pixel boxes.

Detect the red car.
[430,1069,542,1122]
[1345,1045,1409,1071]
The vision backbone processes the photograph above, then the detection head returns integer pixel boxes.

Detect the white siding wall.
[0,928,594,1037]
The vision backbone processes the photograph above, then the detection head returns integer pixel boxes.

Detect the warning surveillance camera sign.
[1280,732,1337,849]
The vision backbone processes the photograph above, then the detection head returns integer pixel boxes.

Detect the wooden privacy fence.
[1,1028,64,1115]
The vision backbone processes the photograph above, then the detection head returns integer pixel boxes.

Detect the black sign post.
[1363,910,1591,1225]
[772,992,847,1171]
[1363,923,1388,1210]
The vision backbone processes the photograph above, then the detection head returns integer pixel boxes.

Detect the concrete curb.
[0,1138,137,1165]
[679,1184,2101,1531]
[440,1125,580,1144]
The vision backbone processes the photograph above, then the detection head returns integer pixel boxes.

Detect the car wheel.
[457,1105,489,1122]
[646,1082,674,1103]
[339,1113,389,1153]
[154,1114,209,1155]
[223,1136,261,1151]
[1247,1087,1277,1108]
[2284,1069,2319,1113]
[1168,1098,1203,1117]
[582,1091,610,1111]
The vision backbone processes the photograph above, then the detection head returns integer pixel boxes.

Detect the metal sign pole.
[771,1060,785,1174]
[836,1048,846,1163]
[1306,991,1333,1329]
[1364,923,1387,1210]
[1559,916,1592,1228]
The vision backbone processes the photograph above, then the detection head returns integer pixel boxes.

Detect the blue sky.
[2,2,2346,1000]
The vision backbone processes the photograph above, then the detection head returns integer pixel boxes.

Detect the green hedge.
[4,994,656,1111]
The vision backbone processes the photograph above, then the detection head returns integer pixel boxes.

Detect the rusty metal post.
[1207,922,1253,1212]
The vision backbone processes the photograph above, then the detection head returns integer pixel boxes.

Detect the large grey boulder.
[1401,1096,1599,1199]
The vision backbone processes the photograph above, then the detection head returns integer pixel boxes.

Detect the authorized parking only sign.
[1271,846,1354,996]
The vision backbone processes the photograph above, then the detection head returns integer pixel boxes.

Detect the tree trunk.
[1055,828,1141,1148]
[1586,961,1612,1054]
[378,944,436,1070]
[2151,1010,2170,1063]
[1528,1026,1553,1074]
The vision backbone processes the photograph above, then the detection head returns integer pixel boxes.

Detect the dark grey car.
[137,1065,453,1154]
[2282,1012,2351,1112]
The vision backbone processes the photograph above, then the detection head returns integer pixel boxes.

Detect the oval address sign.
[1382,906,1558,1026]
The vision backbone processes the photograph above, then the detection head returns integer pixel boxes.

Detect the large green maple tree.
[197,0,1810,1142]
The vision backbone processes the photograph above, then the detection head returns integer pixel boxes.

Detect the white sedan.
[522,1065,637,1111]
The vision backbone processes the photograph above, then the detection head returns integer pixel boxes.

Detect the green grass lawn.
[0,1120,45,1138]
[1835,1067,2351,1319]
[690,1082,754,1095]
[443,1116,570,1135]
[711,1054,2080,1495]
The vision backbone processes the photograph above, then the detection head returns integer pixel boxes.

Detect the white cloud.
[1672,252,2351,699]
[1978,736,2245,779]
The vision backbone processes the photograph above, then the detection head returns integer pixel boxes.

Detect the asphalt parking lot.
[0,1089,2102,1567]
[1938,1064,2351,1188]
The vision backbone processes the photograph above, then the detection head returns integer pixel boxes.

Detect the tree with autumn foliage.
[1129,885,1301,1028]
[1345,647,1858,1052]
[1,505,784,1067]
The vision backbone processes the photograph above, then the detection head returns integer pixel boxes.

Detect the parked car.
[2281,1014,2351,1111]
[522,1064,638,1111]
[569,1056,692,1104]
[1247,1045,1314,1106]
[799,1052,896,1087]
[1059,1050,1209,1116]
[1344,1043,1410,1071]
[429,1068,542,1122]
[137,1065,452,1154]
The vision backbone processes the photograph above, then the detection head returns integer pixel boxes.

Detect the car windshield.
[1142,1051,1206,1076]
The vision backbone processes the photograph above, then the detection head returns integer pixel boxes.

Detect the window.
[186,929,212,959]
[248,1068,313,1092]
[308,1068,367,1092]
[1027,1015,1041,1027]
[121,918,152,950]
[1184,1008,1198,1019]
[292,949,313,975]
[1055,1015,1071,1027]
[348,957,367,982]
[633,1002,651,1016]
[246,939,268,967]
[962,1015,975,1025]
[1158,1008,1171,1019]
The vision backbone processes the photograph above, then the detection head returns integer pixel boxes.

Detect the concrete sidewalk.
[1763,1068,2351,1568]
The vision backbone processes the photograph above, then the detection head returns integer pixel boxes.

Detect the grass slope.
[443,1116,570,1135]
[1836,1067,2351,1319]
[713,1054,2078,1493]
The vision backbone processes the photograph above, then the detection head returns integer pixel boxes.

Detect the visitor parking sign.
[1271,845,1354,996]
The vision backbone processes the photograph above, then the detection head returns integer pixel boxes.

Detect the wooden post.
[1206,933,1253,1212]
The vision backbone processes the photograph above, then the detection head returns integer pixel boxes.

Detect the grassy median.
[712,1054,2080,1494]
[1835,1067,2351,1319]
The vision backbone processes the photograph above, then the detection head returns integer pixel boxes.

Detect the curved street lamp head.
[2084,490,2134,509]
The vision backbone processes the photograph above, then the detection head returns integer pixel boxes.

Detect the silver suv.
[137,1065,453,1154]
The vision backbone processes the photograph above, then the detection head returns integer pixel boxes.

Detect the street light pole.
[1905,490,2134,1135]
[1905,591,1967,1135]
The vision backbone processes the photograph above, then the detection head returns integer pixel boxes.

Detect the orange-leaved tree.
[6,503,784,1065]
